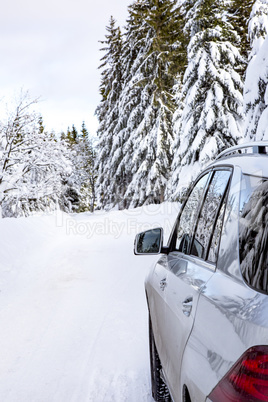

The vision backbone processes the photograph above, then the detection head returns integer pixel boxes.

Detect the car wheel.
[149,317,171,401]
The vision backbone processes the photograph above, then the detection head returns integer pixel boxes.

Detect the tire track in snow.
[86,369,153,402]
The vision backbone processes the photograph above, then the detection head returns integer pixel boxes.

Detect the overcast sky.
[0,0,132,136]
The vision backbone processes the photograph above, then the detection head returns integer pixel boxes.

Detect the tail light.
[208,346,268,402]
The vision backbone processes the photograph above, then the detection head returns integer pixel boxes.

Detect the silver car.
[134,142,268,402]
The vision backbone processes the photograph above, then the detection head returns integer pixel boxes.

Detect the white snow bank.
[0,203,179,401]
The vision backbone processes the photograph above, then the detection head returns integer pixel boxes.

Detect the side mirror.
[134,228,163,255]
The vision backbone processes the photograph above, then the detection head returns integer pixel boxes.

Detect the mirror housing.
[134,228,164,255]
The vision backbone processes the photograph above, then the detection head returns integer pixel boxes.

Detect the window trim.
[189,167,233,264]
[206,173,232,264]
[168,166,234,259]
[169,170,212,252]
[182,253,216,272]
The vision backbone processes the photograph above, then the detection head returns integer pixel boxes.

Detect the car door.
[163,169,232,401]
[146,253,170,362]
[147,172,211,372]
[155,171,210,384]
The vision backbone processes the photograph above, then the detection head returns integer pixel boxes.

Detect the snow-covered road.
[0,204,178,401]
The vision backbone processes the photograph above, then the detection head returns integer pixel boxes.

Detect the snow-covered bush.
[0,92,73,218]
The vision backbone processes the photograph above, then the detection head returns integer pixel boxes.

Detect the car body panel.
[141,145,268,402]
[209,155,268,178]
[163,253,214,401]
[146,255,170,365]
[216,165,242,280]
[181,271,268,401]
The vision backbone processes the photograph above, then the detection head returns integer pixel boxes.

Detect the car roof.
[210,142,268,178]
[211,155,268,178]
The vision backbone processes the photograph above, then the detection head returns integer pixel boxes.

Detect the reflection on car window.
[239,175,268,294]
[176,173,209,253]
[191,170,231,260]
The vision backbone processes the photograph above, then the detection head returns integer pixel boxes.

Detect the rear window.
[239,174,268,294]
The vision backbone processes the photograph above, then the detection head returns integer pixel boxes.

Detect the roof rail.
[216,142,268,160]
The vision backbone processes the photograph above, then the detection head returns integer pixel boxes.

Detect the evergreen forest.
[95,0,268,209]
[1,0,268,218]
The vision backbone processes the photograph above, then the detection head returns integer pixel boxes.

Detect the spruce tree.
[117,0,185,207]
[244,0,268,140]
[106,0,152,209]
[76,122,97,212]
[95,16,123,209]
[228,0,254,66]
[248,0,268,59]
[168,74,184,199]
[61,122,97,212]
[171,0,244,199]
[65,124,78,145]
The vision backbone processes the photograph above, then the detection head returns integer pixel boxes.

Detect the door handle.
[182,296,193,317]
[159,278,167,291]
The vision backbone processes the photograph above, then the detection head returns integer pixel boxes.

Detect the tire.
[149,317,171,401]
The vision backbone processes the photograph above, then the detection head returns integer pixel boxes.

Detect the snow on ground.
[0,203,179,402]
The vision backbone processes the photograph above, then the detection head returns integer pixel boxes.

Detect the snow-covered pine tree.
[171,0,244,199]
[168,73,184,199]
[228,0,254,67]
[62,122,97,212]
[95,16,123,209]
[61,124,81,211]
[116,0,184,207]
[70,125,78,144]
[75,123,97,212]
[248,0,268,58]
[244,0,268,140]
[244,35,268,141]
[106,0,153,209]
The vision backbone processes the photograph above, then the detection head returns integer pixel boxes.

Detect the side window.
[176,173,210,253]
[191,170,231,260]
